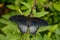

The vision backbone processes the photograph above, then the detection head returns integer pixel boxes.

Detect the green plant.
[0,0,60,40]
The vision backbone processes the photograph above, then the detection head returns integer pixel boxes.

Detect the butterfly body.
[9,15,48,34]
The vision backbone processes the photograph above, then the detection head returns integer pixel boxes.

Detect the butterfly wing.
[9,15,27,24]
[9,15,28,33]
[29,18,48,34]
[31,17,48,26]
[29,25,39,34]
[18,23,28,33]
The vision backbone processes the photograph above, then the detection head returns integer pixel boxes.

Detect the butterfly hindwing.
[29,25,39,34]
[18,23,28,33]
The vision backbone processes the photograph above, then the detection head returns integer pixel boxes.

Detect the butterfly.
[9,15,48,34]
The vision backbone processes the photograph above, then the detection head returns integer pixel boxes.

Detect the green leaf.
[56,34,60,40]
[0,18,19,35]
[15,0,20,6]
[0,22,6,29]
[1,23,19,35]
[55,28,60,35]
[24,9,31,16]
[27,0,34,7]
[53,3,60,11]
[37,0,47,4]
[0,18,10,24]
[7,5,18,10]
[37,25,51,32]
[43,34,52,40]
[2,12,20,19]
[7,5,23,14]
[20,6,27,10]
[33,11,49,17]
[49,24,58,32]
[0,34,5,40]
[3,34,21,40]
[21,2,31,9]
[35,34,43,40]
[32,9,36,15]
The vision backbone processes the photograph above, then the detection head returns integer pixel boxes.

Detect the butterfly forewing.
[31,17,48,26]
[9,15,27,24]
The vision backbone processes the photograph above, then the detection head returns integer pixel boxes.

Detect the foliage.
[0,0,60,40]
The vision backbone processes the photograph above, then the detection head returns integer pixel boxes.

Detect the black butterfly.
[9,15,48,34]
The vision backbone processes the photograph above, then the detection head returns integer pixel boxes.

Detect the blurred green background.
[0,0,60,40]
